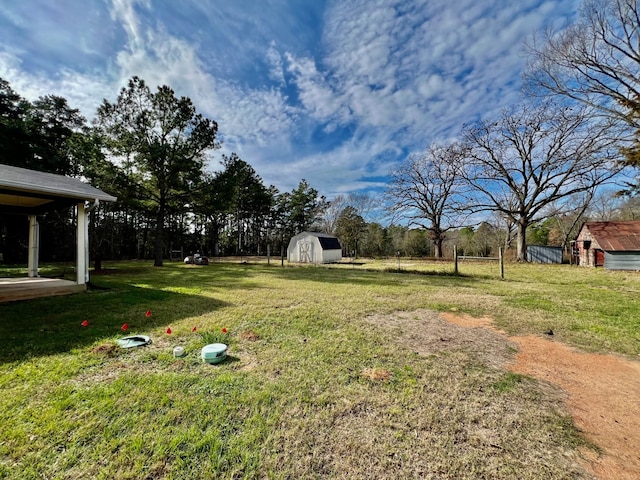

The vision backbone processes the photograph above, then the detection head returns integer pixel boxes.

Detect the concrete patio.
[0,277,85,303]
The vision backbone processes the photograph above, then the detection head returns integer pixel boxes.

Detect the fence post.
[454,245,458,275]
[499,247,504,279]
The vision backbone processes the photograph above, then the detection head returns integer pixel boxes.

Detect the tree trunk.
[154,204,165,267]
[434,236,443,258]
[516,218,528,262]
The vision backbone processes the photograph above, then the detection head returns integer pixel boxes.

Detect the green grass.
[1,259,638,478]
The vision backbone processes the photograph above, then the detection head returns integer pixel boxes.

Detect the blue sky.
[0,0,581,199]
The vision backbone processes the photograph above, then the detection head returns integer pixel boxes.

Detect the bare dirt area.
[365,310,640,480]
[442,312,640,480]
[507,334,640,480]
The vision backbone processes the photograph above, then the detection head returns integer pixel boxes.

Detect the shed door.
[298,240,313,263]
[595,249,605,267]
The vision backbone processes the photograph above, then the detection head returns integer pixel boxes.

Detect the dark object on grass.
[544,329,554,336]
[117,335,152,348]
[184,254,209,265]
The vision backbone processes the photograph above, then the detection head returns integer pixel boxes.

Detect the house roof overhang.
[0,163,117,215]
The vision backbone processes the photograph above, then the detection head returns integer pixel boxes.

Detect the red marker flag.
[222,327,228,333]
[166,326,172,334]
[81,320,89,327]
[192,326,197,332]
[121,323,129,331]
[145,310,152,317]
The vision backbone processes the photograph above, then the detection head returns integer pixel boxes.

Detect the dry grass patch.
[90,342,118,357]
[241,329,260,341]
[267,354,587,479]
[363,309,516,368]
[360,367,392,382]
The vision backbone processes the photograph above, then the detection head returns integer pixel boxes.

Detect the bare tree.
[617,194,640,218]
[525,0,639,162]
[386,143,468,257]
[489,211,516,250]
[587,189,623,220]
[545,190,595,253]
[316,194,347,234]
[462,101,622,261]
[315,192,379,235]
[347,192,378,220]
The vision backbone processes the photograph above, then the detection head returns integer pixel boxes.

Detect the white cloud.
[266,42,286,85]
[0,52,115,118]
[109,0,150,52]
[0,0,581,198]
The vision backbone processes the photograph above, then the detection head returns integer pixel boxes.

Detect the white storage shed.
[287,232,342,264]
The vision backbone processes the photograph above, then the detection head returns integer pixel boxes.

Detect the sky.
[0,0,582,200]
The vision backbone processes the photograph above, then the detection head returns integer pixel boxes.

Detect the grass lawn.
[0,259,638,479]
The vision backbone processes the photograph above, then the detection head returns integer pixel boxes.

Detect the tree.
[360,222,387,257]
[615,193,640,218]
[587,189,623,220]
[316,192,377,235]
[28,95,86,175]
[335,206,367,257]
[0,79,86,175]
[0,78,32,168]
[545,190,594,251]
[525,0,640,168]
[527,220,552,246]
[462,101,622,261]
[276,179,320,238]
[0,79,93,264]
[315,194,346,235]
[95,76,219,266]
[201,153,273,255]
[404,229,431,256]
[69,127,136,269]
[387,143,468,257]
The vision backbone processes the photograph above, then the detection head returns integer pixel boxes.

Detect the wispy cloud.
[109,0,150,52]
[0,0,580,197]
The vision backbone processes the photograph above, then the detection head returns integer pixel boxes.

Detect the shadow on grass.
[0,261,483,363]
[0,284,230,363]
[262,263,483,287]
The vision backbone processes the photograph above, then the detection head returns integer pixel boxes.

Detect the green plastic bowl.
[201,343,228,364]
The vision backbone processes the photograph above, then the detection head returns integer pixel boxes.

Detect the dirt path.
[441,312,640,480]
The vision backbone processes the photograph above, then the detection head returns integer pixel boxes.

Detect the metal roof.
[581,221,640,252]
[0,163,116,214]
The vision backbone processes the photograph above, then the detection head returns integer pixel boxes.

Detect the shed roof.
[318,236,341,250]
[0,163,117,214]
[581,221,640,251]
[291,231,342,250]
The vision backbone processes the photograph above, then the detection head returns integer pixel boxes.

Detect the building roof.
[291,231,342,250]
[0,163,117,214]
[317,236,341,250]
[581,221,640,251]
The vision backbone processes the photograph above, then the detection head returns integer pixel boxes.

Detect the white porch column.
[76,202,88,285]
[27,214,39,278]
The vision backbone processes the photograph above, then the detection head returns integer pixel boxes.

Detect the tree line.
[0,77,324,267]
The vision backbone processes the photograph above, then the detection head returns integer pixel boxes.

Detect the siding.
[527,245,563,264]
[604,251,640,271]
[287,232,342,264]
